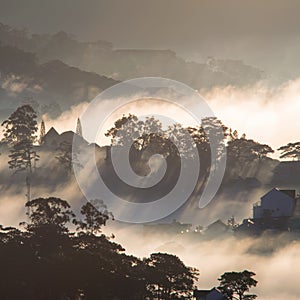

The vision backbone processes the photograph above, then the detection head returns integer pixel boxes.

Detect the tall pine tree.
[2,105,39,202]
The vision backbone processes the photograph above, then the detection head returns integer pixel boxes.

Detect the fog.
[106,225,300,300]
[41,77,300,159]
[1,77,300,299]
[202,79,300,158]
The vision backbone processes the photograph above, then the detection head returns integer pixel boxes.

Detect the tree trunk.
[26,171,31,203]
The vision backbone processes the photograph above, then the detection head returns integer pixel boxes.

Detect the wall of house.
[207,289,226,300]
[253,189,295,219]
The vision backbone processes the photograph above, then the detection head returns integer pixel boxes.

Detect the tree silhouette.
[106,114,199,160]
[1,105,39,202]
[228,138,273,161]
[278,142,300,160]
[74,200,112,235]
[23,197,75,234]
[227,138,274,176]
[145,252,198,300]
[0,197,202,300]
[105,113,140,147]
[218,270,257,300]
[56,141,73,171]
[55,140,82,174]
[106,114,166,153]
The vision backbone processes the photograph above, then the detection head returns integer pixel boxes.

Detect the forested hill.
[0,43,118,118]
[0,115,299,225]
[0,22,264,89]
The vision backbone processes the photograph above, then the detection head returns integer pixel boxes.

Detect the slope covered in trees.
[0,22,264,90]
[0,106,299,224]
[0,196,198,300]
[0,42,118,118]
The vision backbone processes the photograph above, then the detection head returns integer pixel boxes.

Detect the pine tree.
[1,105,39,202]
[76,117,82,137]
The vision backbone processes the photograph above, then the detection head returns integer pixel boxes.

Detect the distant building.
[42,127,60,149]
[143,219,192,235]
[235,219,260,236]
[193,287,228,300]
[253,188,296,219]
[293,194,300,218]
[42,127,88,150]
[237,188,299,234]
[205,220,228,236]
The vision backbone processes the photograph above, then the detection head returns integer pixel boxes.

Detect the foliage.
[74,200,112,235]
[278,142,300,160]
[218,270,258,300]
[1,104,39,202]
[228,138,274,161]
[0,197,199,300]
[145,252,199,299]
[55,141,82,173]
[1,104,39,172]
[105,114,229,161]
[23,197,75,233]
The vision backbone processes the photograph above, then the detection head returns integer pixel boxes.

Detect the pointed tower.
[76,117,83,137]
[39,120,46,145]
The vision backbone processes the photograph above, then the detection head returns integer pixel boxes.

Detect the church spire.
[76,117,83,137]
[39,119,46,145]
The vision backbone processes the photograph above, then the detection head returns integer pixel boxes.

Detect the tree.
[56,141,73,171]
[74,200,112,235]
[106,114,198,159]
[188,117,228,161]
[167,123,195,159]
[23,197,75,234]
[228,129,239,141]
[227,138,274,176]
[105,113,140,147]
[0,195,204,300]
[20,197,76,285]
[106,114,165,152]
[278,142,300,160]
[218,270,258,300]
[55,140,82,174]
[145,252,198,300]
[228,138,273,161]
[1,105,39,201]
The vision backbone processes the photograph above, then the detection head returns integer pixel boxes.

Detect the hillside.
[0,124,299,225]
[0,23,264,89]
[0,43,118,118]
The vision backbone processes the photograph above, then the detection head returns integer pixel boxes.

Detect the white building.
[253,188,296,219]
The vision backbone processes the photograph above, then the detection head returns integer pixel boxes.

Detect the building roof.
[261,188,295,201]
[193,289,211,297]
[207,220,227,229]
[44,127,59,138]
[43,128,89,148]
[194,287,228,299]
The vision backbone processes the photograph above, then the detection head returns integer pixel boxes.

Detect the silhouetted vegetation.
[1,105,39,201]
[0,197,198,300]
[278,142,300,160]
[218,270,257,300]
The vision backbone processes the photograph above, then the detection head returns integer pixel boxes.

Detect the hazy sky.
[1,0,300,44]
[1,0,300,76]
